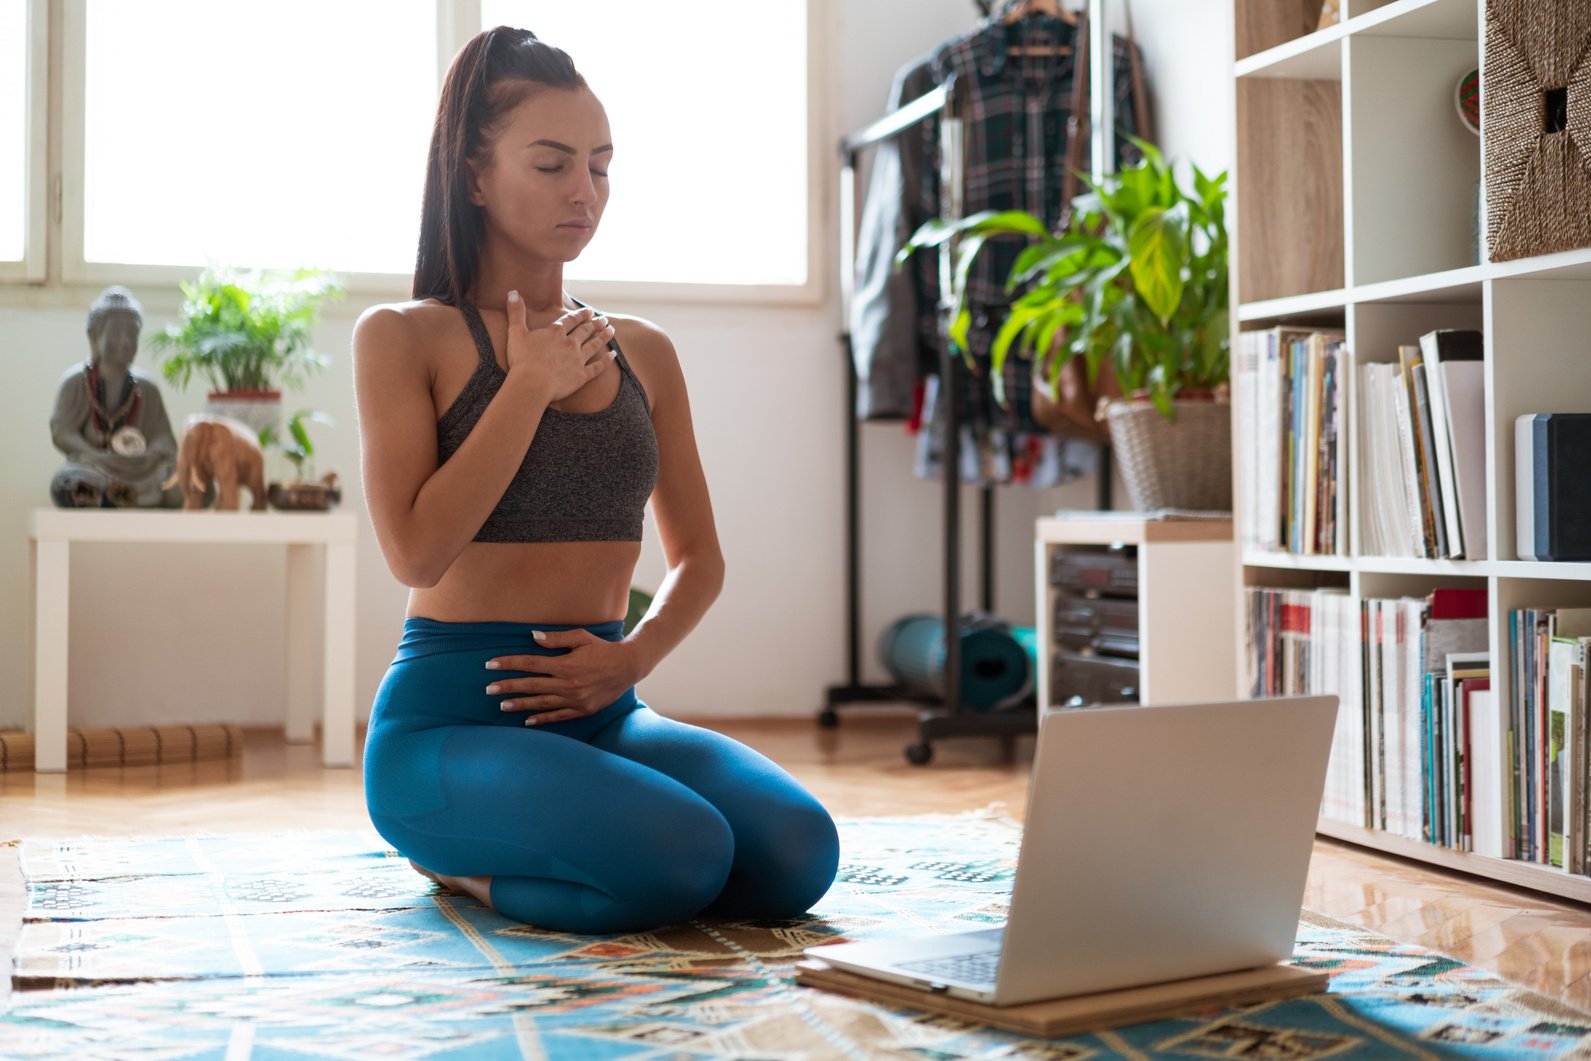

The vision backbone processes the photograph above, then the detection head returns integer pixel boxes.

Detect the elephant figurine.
[161,414,267,511]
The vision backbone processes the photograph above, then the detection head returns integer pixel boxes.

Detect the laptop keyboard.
[896,950,1000,986]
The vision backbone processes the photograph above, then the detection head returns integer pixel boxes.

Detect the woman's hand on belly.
[485,630,644,725]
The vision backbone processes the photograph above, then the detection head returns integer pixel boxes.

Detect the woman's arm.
[352,300,611,588]
[619,319,725,680]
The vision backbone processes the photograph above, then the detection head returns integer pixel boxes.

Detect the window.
[480,1,810,287]
[77,0,436,276]
[0,0,27,264]
[21,2,815,295]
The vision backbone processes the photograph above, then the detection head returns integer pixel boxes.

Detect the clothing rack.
[824,76,1022,763]
[823,72,1109,765]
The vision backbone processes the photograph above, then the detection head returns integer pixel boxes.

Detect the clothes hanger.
[996,0,1076,57]
[999,0,1077,27]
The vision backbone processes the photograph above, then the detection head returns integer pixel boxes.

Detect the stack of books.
[1358,591,1489,848]
[1509,608,1591,872]
[1244,586,1363,825]
[1244,587,1492,847]
[1236,328,1349,557]
[1358,330,1486,559]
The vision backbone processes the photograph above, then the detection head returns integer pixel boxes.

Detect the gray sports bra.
[436,299,659,543]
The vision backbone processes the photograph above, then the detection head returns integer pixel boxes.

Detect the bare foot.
[409,860,495,909]
[409,860,453,890]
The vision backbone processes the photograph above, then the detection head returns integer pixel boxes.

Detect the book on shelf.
[1415,591,1487,850]
[1515,413,1591,562]
[1429,652,1489,852]
[1245,585,1361,827]
[1508,606,1591,872]
[1357,332,1486,560]
[1419,330,1485,559]
[1399,344,1448,559]
[1547,637,1579,869]
[1469,687,1510,859]
[1358,364,1408,557]
[1246,586,1508,857]
[1237,327,1347,557]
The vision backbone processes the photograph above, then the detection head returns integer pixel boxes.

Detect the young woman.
[354,26,839,934]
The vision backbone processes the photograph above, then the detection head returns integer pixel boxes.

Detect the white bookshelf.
[1232,0,1591,903]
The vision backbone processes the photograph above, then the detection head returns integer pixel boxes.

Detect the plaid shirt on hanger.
[913,15,1145,485]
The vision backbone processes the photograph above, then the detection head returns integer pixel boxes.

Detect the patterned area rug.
[4,812,1590,1059]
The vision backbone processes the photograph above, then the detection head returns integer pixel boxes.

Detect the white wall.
[1109,0,1235,175]
[0,0,1226,732]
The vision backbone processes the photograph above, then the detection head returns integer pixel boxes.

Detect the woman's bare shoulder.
[352,299,462,377]
[605,313,681,406]
[606,312,677,368]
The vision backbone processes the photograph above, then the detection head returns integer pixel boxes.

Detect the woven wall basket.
[1485,0,1591,262]
[1104,397,1232,513]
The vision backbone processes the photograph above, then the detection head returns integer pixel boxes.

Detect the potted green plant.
[900,138,1231,511]
[261,409,341,511]
[150,266,345,437]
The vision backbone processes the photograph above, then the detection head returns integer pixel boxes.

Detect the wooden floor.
[3,712,1588,1015]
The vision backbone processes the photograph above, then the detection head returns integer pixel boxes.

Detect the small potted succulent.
[151,266,344,437]
[261,409,341,511]
[901,138,1231,511]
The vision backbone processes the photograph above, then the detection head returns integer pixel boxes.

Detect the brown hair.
[412,27,587,306]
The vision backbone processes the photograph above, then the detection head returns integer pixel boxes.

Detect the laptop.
[804,695,1339,1007]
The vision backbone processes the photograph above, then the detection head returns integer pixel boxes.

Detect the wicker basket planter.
[1103,395,1233,513]
[1484,0,1591,262]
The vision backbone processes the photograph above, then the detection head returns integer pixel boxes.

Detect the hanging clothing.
[848,12,1152,485]
[848,52,940,421]
[915,14,1089,487]
[913,14,1149,487]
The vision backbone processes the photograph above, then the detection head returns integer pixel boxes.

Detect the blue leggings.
[363,618,840,934]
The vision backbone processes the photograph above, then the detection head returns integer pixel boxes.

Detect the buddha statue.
[48,286,183,508]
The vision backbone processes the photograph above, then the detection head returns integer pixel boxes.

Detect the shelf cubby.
[1347,300,1484,561]
[1243,566,1352,591]
[1343,0,1404,18]
[1355,569,1485,601]
[1236,69,1345,304]
[1348,299,1481,358]
[1345,31,1480,286]
[1236,0,1337,62]
[1484,277,1591,563]
[1349,0,1478,39]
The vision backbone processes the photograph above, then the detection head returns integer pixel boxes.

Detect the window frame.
[0,0,48,282]
[47,0,824,306]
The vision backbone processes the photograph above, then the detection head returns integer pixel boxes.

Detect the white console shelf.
[27,508,358,773]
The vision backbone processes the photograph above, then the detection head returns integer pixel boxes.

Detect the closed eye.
[537,166,610,178]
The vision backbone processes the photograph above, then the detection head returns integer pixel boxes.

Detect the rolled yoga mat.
[878,614,1032,711]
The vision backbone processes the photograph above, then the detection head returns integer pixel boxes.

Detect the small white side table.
[1035,514,1237,712]
[28,508,358,773]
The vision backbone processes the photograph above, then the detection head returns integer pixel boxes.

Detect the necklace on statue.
[83,360,145,455]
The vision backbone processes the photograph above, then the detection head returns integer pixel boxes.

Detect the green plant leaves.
[1127,206,1188,323]
[150,266,344,395]
[897,209,1049,268]
[260,409,335,475]
[894,146,1228,420]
